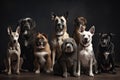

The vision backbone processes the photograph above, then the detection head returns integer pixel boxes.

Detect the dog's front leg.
[76,60,80,77]
[16,55,20,74]
[89,58,94,77]
[46,54,52,73]
[8,57,11,75]
[73,61,78,77]
[52,49,55,69]
[34,58,40,74]
[62,63,67,78]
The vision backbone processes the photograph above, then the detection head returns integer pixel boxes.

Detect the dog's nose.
[13,40,16,43]
[84,38,88,41]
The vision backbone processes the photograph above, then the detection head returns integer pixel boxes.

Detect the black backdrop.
[0,0,120,70]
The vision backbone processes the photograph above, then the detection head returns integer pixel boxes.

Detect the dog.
[51,12,70,68]
[73,16,87,45]
[77,26,97,77]
[5,26,22,75]
[97,33,116,74]
[19,17,36,71]
[34,33,52,74]
[53,38,78,78]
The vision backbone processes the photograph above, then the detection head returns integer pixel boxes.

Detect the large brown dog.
[34,33,52,74]
[51,12,70,68]
[73,16,87,45]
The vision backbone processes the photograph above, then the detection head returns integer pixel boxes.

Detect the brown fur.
[73,16,87,45]
[34,33,52,74]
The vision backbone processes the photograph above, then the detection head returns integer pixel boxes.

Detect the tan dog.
[51,12,69,68]
[73,16,87,45]
[5,26,22,75]
[34,33,52,74]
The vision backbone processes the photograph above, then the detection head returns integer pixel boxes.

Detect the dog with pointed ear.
[5,26,23,75]
[50,12,70,69]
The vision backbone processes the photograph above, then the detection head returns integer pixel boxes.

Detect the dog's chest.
[35,51,48,63]
[79,46,93,66]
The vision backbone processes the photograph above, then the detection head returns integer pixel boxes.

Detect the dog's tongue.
[37,46,44,49]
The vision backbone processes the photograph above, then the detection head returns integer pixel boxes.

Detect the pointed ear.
[51,12,56,20]
[64,11,69,20]
[109,33,115,38]
[42,33,48,39]
[7,26,12,35]
[16,26,20,34]
[79,25,85,32]
[89,26,95,34]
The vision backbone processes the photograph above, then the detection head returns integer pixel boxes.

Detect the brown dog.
[34,33,52,74]
[72,16,87,45]
[51,12,70,69]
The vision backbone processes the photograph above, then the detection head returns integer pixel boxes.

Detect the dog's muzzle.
[65,43,74,53]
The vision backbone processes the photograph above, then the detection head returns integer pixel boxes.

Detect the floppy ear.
[89,26,95,34]
[16,26,21,34]
[42,33,48,39]
[7,26,12,35]
[79,25,85,32]
[51,12,56,20]
[79,17,87,25]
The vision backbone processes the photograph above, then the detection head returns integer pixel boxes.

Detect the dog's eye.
[61,19,64,23]
[83,35,85,37]
[88,35,90,37]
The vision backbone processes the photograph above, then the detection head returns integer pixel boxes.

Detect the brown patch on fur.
[34,33,52,73]
[73,16,87,45]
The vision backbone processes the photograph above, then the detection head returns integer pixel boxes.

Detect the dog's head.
[35,33,48,50]
[79,26,95,47]
[99,33,113,47]
[19,17,36,38]
[51,12,68,36]
[74,16,87,29]
[7,26,20,43]
[62,38,77,53]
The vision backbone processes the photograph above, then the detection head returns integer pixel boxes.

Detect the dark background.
[0,0,120,70]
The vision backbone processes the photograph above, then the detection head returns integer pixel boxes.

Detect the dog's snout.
[13,40,16,43]
[84,38,88,41]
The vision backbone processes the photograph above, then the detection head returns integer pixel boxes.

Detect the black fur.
[97,33,116,74]
[19,18,36,71]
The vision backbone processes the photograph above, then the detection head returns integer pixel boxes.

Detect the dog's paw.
[63,72,68,78]
[89,73,94,77]
[7,71,11,75]
[73,72,80,77]
[16,71,20,75]
[35,70,40,74]
[46,70,51,73]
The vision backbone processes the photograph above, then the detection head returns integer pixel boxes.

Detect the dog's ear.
[7,26,12,35]
[79,17,87,25]
[16,26,21,34]
[42,33,48,39]
[89,26,95,34]
[79,25,85,32]
[64,11,69,21]
[109,33,115,38]
[51,12,56,20]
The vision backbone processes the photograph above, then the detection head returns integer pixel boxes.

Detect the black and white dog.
[18,17,36,71]
[97,33,116,74]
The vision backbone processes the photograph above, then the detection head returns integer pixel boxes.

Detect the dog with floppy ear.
[5,26,22,75]
[96,33,116,74]
[53,38,78,78]
[73,16,87,45]
[34,33,52,74]
[51,12,70,69]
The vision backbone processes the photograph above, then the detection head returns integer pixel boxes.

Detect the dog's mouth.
[36,45,45,49]
[55,24,64,36]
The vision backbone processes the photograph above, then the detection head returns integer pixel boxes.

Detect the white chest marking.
[104,52,110,60]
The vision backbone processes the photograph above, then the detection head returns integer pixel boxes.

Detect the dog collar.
[79,42,90,48]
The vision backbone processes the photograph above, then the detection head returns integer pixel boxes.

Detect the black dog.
[18,17,36,71]
[53,38,78,78]
[97,33,116,74]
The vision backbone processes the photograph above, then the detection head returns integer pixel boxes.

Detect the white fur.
[77,26,95,77]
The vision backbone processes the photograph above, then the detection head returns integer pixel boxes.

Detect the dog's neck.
[8,40,19,50]
[79,42,93,51]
